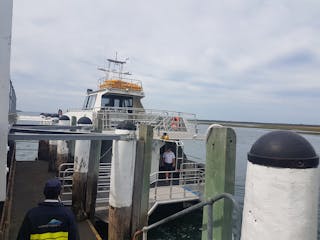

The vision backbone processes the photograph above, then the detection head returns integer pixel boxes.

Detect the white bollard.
[241,131,319,240]
[74,117,92,174]
[72,116,92,219]
[108,121,137,240]
[56,115,70,171]
[109,127,136,208]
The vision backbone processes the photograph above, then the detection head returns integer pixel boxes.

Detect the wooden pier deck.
[8,160,100,240]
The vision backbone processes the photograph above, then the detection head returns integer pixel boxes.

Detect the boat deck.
[8,160,100,240]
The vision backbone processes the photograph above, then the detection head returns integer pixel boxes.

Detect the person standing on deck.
[17,178,79,240]
[162,148,176,180]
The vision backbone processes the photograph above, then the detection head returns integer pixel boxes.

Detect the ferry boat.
[63,57,202,184]
[65,57,198,139]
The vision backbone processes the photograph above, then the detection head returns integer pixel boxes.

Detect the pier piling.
[38,140,49,161]
[108,122,137,240]
[56,115,70,171]
[72,117,92,220]
[241,131,319,240]
[68,116,77,163]
[202,125,236,240]
[131,124,153,238]
[85,117,102,219]
[48,137,57,172]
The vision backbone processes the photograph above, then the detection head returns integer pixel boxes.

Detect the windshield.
[82,94,97,110]
[101,94,133,108]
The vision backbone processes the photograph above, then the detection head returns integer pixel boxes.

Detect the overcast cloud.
[11,0,320,124]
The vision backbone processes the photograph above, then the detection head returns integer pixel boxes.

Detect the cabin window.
[114,98,121,107]
[101,96,111,107]
[123,98,133,107]
[101,94,133,108]
[82,94,97,110]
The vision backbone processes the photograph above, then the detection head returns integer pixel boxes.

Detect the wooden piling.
[131,125,153,238]
[48,140,57,172]
[56,116,71,171]
[86,117,102,220]
[72,171,88,220]
[72,117,92,220]
[38,140,49,161]
[202,126,236,240]
[68,116,77,163]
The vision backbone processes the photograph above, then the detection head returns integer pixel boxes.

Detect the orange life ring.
[171,117,180,130]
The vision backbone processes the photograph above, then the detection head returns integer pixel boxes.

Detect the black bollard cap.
[248,131,319,169]
[59,115,70,121]
[116,121,137,130]
[77,116,92,125]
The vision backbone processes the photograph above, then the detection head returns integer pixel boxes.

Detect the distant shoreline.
[195,119,320,135]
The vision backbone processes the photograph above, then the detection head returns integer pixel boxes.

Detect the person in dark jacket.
[17,178,79,240]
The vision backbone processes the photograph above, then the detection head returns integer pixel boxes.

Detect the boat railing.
[149,165,205,202]
[98,77,143,92]
[58,162,205,206]
[94,107,198,138]
[58,162,111,206]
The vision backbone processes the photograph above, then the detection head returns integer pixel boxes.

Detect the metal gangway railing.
[58,162,111,206]
[58,162,205,206]
[134,193,241,240]
[149,163,205,205]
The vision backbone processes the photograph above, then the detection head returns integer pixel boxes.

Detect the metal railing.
[98,77,143,92]
[58,162,112,205]
[149,164,205,202]
[58,163,74,205]
[58,162,205,205]
[96,162,111,204]
[76,107,198,138]
[134,193,241,240]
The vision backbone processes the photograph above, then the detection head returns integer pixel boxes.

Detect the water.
[150,125,320,239]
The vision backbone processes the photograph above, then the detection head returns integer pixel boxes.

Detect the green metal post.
[202,126,236,240]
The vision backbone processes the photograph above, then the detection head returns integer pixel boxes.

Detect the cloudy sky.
[10,0,320,124]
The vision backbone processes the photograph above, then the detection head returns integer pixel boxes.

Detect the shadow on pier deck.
[8,160,100,240]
